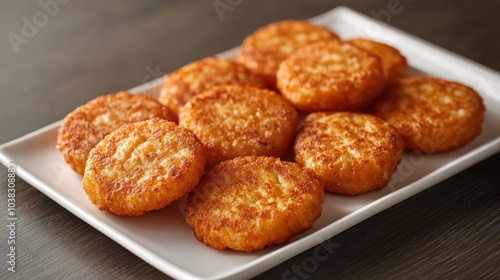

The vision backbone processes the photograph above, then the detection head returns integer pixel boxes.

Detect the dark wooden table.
[1,1,499,279]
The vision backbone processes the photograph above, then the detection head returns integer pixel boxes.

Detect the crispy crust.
[371,77,485,153]
[179,85,298,169]
[294,112,405,195]
[158,57,268,118]
[57,92,175,174]
[185,156,325,252]
[277,40,385,112]
[347,38,407,82]
[237,20,339,85]
[82,118,206,216]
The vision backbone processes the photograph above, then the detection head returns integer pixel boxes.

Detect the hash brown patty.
[277,40,385,112]
[347,38,407,82]
[185,156,325,252]
[371,77,485,153]
[237,20,339,86]
[294,112,405,195]
[57,92,175,174]
[158,57,268,118]
[82,118,206,216]
[179,85,298,169]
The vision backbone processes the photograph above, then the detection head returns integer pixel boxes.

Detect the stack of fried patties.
[57,20,484,252]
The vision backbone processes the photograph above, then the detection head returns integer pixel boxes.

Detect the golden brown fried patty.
[277,40,385,112]
[237,20,339,85]
[371,77,485,153]
[158,57,268,118]
[83,118,206,216]
[294,112,405,195]
[179,85,298,169]
[185,156,325,252]
[57,92,175,174]
[347,38,407,82]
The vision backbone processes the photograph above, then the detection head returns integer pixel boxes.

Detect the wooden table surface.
[1,1,499,279]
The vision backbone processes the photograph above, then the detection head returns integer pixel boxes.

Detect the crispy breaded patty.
[179,85,298,169]
[158,57,268,118]
[185,156,325,252]
[57,92,175,174]
[277,40,385,112]
[294,112,405,195]
[237,20,339,85]
[347,38,407,82]
[371,77,485,153]
[82,118,206,216]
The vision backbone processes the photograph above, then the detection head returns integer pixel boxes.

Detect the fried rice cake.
[179,85,298,169]
[57,92,175,174]
[185,156,325,252]
[158,57,268,118]
[237,20,339,86]
[347,38,407,82]
[294,112,405,195]
[82,118,206,216]
[371,77,485,153]
[277,40,385,112]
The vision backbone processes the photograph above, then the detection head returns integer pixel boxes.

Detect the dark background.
[1,1,499,279]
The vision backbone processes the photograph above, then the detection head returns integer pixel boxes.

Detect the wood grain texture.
[1,0,499,279]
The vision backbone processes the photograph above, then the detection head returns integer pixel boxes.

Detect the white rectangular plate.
[1,6,500,280]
